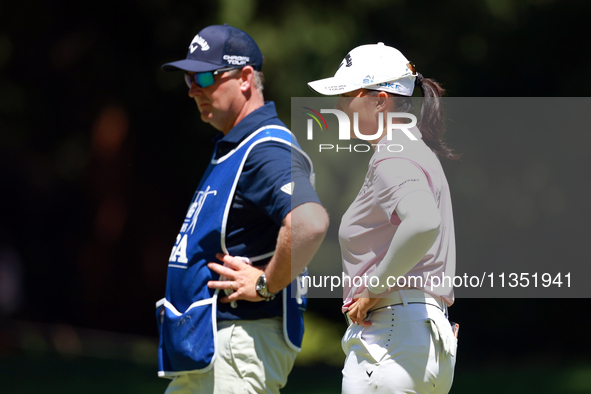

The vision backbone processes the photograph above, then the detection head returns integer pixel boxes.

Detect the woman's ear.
[375,91,390,111]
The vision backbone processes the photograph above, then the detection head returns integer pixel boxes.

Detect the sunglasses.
[184,65,249,89]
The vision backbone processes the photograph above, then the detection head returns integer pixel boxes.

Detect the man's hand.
[207,253,265,303]
[347,288,380,327]
[207,202,328,303]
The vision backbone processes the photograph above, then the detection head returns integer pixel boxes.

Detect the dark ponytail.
[415,74,460,160]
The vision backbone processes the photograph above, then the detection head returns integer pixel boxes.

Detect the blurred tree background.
[1,0,591,393]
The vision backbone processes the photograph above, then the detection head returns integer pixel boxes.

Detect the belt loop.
[399,289,408,307]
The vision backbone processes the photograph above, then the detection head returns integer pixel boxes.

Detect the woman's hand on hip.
[348,288,380,327]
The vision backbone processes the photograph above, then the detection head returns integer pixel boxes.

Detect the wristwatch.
[255,273,276,301]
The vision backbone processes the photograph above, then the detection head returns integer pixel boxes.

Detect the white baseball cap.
[307,42,417,96]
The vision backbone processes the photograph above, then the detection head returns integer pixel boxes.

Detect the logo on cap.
[363,75,374,84]
[345,54,353,67]
[223,55,250,65]
[189,34,210,53]
[377,82,402,90]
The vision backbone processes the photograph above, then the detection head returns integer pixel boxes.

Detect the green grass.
[1,352,591,394]
[3,317,591,393]
[0,352,169,394]
[284,361,591,393]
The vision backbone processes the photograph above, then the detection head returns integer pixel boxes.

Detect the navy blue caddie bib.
[156,125,310,377]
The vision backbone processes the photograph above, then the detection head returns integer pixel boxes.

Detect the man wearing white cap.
[156,24,329,393]
[309,43,459,394]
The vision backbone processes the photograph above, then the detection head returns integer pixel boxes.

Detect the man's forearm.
[265,202,329,294]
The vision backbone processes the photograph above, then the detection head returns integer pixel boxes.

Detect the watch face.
[256,275,265,291]
[256,273,273,299]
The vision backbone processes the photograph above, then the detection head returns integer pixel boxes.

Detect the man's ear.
[239,66,255,93]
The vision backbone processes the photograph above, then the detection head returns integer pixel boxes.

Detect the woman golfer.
[308,42,459,394]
